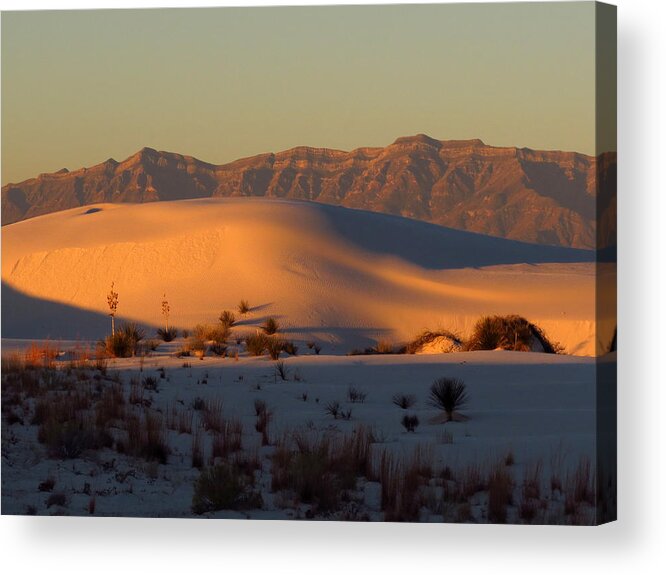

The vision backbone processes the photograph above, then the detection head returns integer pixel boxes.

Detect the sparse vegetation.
[347,385,367,403]
[192,461,262,514]
[238,299,250,315]
[266,337,284,360]
[392,393,416,410]
[275,360,289,381]
[245,332,269,356]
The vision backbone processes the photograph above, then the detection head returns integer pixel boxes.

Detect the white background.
[0,1,664,574]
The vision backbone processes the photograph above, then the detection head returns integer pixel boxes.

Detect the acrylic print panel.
[0,2,616,524]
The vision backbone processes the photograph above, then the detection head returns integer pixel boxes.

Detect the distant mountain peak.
[1,136,614,249]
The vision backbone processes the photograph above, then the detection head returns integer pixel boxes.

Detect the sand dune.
[1,198,607,355]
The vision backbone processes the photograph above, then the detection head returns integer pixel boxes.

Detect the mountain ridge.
[1,135,616,248]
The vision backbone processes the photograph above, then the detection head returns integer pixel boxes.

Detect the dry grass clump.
[200,398,225,433]
[191,460,263,514]
[210,418,244,461]
[238,299,250,315]
[266,337,284,360]
[122,410,170,464]
[375,447,434,522]
[464,315,562,354]
[406,329,463,354]
[347,385,367,403]
[271,427,374,514]
[487,463,514,523]
[245,332,270,356]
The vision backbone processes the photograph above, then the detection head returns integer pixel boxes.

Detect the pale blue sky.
[2,3,597,185]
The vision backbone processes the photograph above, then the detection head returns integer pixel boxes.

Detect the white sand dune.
[1,198,608,355]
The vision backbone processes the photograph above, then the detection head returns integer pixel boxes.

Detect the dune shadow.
[279,325,391,350]
[1,282,158,340]
[317,203,595,270]
[248,302,272,313]
[234,313,285,327]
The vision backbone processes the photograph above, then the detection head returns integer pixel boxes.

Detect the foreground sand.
[1,346,601,522]
[1,198,608,355]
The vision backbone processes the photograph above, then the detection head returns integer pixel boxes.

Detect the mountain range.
[1,134,615,248]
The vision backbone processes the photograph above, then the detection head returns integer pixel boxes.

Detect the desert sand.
[1,197,609,355]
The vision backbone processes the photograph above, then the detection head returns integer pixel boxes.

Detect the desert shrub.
[274,360,289,381]
[428,377,468,422]
[465,315,561,353]
[219,310,236,328]
[245,332,269,356]
[157,327,178,342]
[401,414,419,432]
[347,385,367,403]
[262,317,279,335]
[282,341,298,356]
[104,332,133,358]
[38,477,56,492]
[238,299,250,315]
[188,337,207,358]
[46,493,67,508]
[271,430,368,513]
[266,337,284,360]
[192,462,262,514]
[392,393,416,410]
[406,329,463,354]
[307,341,322,355]
[208,343,228,356]
[324,400,341,419]
[142,376,158,391]
[375,340,396,354]
[39,417,108,459]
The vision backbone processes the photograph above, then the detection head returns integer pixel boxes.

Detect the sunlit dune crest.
[1,198,609,355]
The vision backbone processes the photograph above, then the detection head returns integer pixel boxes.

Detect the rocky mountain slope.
[1,135,615,248]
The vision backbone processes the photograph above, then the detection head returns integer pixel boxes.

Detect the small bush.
[428,377,468,422]
[275,360,289,381]
[157,327,178,342]
[266,337,284,360]
[401,414,420,432]
[238,300,250,315]
[262,317,279,335]
[46,493,67,508]
[245,332,269,356]
[324,400,341,419]
[406,329,463,354]
[219,310,236,328]
[392,393,416,410]
[465,315,561,353]
[142,376,158,391]
[192,462,262,514]
[306,342,322,355]
[347,386,367,403]
[208,343,228,356]
[282,341,298,356]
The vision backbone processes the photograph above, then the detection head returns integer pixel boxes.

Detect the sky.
[1,2,599,185]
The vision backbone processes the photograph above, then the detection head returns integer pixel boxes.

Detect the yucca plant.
[238,299,250,315]
[427,377,468,422]
[219,310,236,328]
[262,317,279,335]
